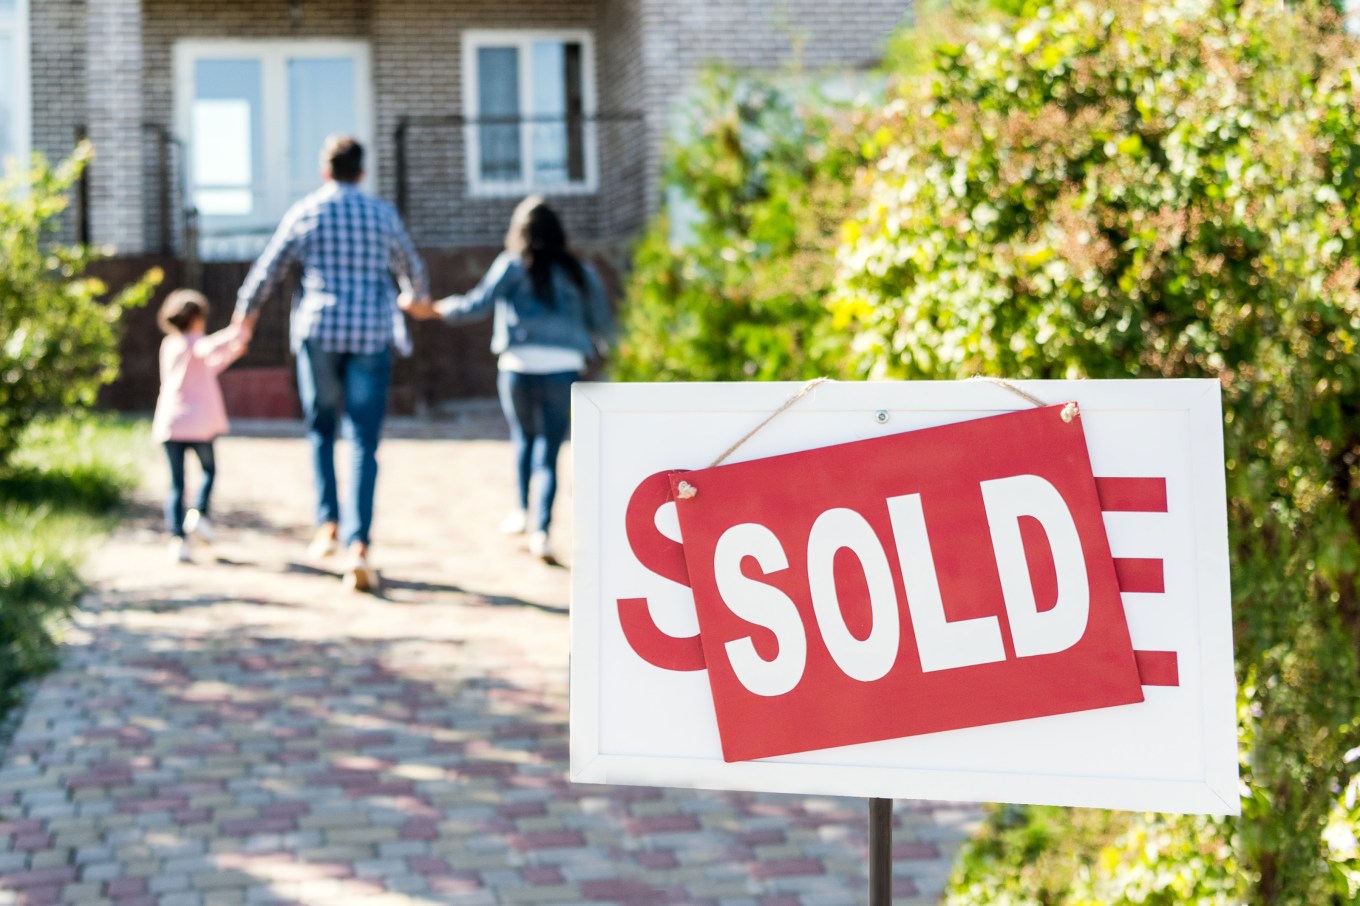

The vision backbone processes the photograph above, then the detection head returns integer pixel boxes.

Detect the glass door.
[176,40,372,260]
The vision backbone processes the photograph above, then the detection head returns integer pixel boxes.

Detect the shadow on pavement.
[377,577,570,616]
[85,589,299,613]
[0,619,913,903]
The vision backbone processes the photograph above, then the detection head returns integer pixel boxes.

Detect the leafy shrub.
[612,69,865,382]
[833,0,1360,901]
[0,416,146,713]
[0,509,84,710]
[0,145,160,466]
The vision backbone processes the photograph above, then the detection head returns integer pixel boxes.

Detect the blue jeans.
[498,370,576,533]
[296,340,392,548]
[164,441,215,538]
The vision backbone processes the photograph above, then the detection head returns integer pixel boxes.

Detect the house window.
[174,40,372,260]
[462,30,598,196]
[0,0,30,176]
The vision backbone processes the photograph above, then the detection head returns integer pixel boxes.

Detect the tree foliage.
[0,145,160,466]
[831,0,1360,901]
[612,70,864,382]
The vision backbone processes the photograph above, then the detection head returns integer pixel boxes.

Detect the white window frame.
[461,29,599,198]
[172,39,375,236]
[0,0,31,177]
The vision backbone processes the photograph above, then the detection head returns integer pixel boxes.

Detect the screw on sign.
[616,404,1164,763]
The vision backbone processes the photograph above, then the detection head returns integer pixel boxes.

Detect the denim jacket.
[438,252,615,359]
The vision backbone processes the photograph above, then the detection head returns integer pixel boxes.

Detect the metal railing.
[68,111,647,273]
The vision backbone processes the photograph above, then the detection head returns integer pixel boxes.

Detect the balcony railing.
[72,111,648,270]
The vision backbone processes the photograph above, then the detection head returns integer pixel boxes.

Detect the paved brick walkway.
[0,408,979,905]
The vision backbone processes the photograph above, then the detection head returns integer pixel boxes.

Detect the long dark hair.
[505,195,586,305]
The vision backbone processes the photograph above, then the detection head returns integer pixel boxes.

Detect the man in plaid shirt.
[233,134,429,592]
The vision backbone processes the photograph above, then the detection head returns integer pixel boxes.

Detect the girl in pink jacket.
[151,290,248,562]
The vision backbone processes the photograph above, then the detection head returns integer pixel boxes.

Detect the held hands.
[398,293,440,321]
[231,311,257,345]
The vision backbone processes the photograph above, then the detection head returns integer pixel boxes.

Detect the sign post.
[571,379,1238,891]
[869,798,892,905]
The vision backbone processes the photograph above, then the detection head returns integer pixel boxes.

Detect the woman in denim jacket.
[406,196,614,561]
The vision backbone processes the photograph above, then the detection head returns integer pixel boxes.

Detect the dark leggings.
[164,441,216,538]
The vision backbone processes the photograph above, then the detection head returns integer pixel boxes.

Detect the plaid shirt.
[234,182,429,355]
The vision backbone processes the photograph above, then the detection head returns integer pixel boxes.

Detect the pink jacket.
[152,326,248,442]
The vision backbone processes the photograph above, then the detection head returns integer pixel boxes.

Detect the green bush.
[612,69,865,382]
[0,509,84,708]
[0,416,147,713]
[0,145,160,466]
[833,0,1360,902]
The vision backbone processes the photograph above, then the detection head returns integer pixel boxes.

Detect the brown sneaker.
[342,545,378,593]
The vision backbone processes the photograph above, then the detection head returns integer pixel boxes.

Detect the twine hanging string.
[972,376,1079,423]
[674,376,1076,501]
[708,377,832,468]
[674,377,831,499]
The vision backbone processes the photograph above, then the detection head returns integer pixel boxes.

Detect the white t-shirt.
[498,344,587,374]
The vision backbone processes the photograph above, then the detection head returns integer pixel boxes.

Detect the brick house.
[4,0,909,411]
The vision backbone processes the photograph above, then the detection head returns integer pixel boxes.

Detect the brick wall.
[29,0,85,243]
[633,0,912,217]
[87,0,146,250]
[598,0,650,232]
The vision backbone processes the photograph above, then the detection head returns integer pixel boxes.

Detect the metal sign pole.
[869,797,892,905]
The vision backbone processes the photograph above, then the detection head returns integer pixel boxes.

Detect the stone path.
[0,407,978,905]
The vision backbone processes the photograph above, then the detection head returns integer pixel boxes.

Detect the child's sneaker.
[499,511,528,534]
[183,509,214,544]
[528,530,552,562]
[168,537,191,563]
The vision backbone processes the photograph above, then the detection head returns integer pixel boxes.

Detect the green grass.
[0,415,148,712]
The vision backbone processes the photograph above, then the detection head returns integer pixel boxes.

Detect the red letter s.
[617,471,707,672]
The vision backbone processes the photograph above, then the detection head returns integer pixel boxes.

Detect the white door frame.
[1,0,31,176]
[461,28,599,197]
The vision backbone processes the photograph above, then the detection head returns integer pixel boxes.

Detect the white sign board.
[570,380,1239,815]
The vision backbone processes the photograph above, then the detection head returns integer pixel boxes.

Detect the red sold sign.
[665,404,1143,762]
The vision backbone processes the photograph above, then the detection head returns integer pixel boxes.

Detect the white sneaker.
[308,524,340,559]
[500,511,529,534]
[168,537,191,563]
[183,510,214,544]
[528,530,551,562]
[343,552,378,593]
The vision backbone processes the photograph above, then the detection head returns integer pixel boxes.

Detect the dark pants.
[164,441,216,538]
[497,370,577,533]
[296,340,392,548]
